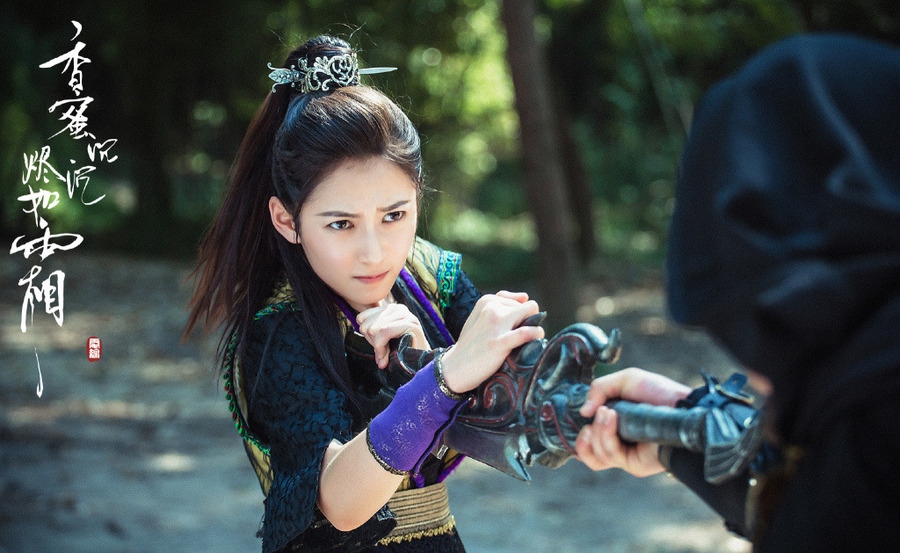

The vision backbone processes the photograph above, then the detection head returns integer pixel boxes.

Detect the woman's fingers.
[496,323,545,351]
[441,293,544,393]
[357,304,429,368]
[494,290,529,303]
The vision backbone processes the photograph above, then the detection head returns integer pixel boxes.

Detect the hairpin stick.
[359,67,397,74]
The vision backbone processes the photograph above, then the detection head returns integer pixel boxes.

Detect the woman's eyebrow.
[379,200,411,212]
[316,209,358,218]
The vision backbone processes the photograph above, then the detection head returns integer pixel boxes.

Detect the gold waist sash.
[378,482,455,544]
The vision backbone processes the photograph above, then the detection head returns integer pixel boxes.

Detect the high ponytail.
[183,44,297,340]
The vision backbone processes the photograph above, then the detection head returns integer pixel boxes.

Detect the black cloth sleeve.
[241,311,354,553]
[441,269,481,341]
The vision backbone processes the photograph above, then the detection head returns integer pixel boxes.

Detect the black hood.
[666,34,900,444]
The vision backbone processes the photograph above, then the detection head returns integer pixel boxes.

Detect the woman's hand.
[440,291,544,394]
[357,302,431,369]
[575,367,691,477]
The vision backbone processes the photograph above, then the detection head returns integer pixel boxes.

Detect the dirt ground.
[0,252,751,553]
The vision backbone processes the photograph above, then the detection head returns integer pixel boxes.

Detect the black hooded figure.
[667,34,900,551]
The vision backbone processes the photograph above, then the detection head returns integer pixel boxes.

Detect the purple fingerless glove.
[366,358,466,475]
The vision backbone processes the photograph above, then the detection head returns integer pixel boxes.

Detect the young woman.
[185,35,544,553]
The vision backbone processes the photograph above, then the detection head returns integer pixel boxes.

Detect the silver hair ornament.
[267,51,396,94]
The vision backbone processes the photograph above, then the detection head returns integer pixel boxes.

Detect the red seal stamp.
[87,336,102,361]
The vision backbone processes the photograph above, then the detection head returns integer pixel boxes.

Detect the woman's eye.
[384,211,405,222]
[328,220,352,230]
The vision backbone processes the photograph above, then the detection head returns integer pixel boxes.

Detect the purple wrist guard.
[367,358,466,475]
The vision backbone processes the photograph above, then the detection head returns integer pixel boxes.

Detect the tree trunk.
[501,0,578,330]
[556,104,597,263]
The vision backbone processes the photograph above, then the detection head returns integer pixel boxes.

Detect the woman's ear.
[269,196,301,244]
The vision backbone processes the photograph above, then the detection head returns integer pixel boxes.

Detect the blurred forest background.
[3,0,900,326]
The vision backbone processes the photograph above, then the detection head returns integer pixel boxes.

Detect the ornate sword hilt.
[531,370,763,484]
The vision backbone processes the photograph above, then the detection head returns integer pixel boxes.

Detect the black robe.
[666,34,900,551]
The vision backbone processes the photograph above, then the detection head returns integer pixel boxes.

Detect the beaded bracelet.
[432,348,467,401]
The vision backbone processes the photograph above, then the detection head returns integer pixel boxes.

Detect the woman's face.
[297,156,418,313]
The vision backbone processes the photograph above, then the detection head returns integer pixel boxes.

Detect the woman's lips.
[354,271,389,285]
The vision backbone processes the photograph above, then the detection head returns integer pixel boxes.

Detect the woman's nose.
[357,227,385,264]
